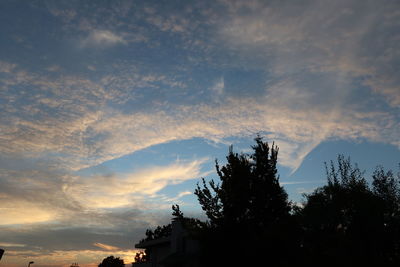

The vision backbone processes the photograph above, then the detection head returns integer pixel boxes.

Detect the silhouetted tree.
[195,136,290,227]
[135,205,205,267]
[372,165,400,217]
[195,136,297,266]
[98,256,124,267]
[171,204,206,236]
[300,156,400,266]
[133,139,400,267]
[140,224,172,243]
[138,204,202,244]
[371,165,400,264]
[172,204,184,219]
[133,251,147,264]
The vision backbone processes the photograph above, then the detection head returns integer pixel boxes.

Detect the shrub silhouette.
[98,256,124,267]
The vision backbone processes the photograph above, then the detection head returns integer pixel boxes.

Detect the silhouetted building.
[134,219,200,267]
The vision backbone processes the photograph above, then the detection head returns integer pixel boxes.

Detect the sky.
[0,0,400,266]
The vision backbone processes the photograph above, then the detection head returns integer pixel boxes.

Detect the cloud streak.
[67,159,208,208]
[93,242,120,251]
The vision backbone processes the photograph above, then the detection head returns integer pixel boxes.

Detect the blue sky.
[1,0,400,266]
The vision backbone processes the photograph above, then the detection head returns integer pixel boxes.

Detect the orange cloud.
[67,158,207,208]
[0,200,54,225]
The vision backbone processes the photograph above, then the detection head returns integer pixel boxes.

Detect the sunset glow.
[1,0,400,266]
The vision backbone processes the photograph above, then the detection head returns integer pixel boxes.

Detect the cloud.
[0,166,86,226]
[0,60,17,73]
[177,191,193,198]
[365,77,400,108]
[93,242,120,251]
[46,65,62,72]
[0,63,184,169]
[81,30,126,47]
[1,2,399,266]
[0,243,26,248]
[1,65,398,173]
[296,187,317,195]
[0,159,206,237]
[0,197,168,266]
[209,77,225,98]
[0,201,171,266]
[0,0,398,191]
[205,0,400,167]
[67,159,208,208]
[0,200,55,225]
[2,0,397,175]
[144,5,196,34]
[217,0,400,110]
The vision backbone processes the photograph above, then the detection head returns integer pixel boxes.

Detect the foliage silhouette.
[98,256,124,267]
[136,204,206,265]
[141,224,172,243]
[133,251,147,264]
[195,136,290,228]
[138,204,204,244]
[299,155,400,266]
[134,138,400,267]
[194,136,298,266]
[371,165,400,264]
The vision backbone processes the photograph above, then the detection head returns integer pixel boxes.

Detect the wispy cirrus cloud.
[177,191,193,198]
[218,0,400,110]
[1,65,398,172]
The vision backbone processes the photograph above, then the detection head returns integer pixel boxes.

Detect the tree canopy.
[194,136,290,229]
[134,138,400,267]
[299,155,400,266]
[194,136,296,266]
[98,256,124,267]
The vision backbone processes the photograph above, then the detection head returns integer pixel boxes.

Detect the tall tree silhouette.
[195,136,296,266]
[195,136,290,228]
